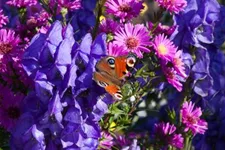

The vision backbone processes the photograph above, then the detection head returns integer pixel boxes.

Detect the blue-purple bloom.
[70,0,97,41]
[193,48,225,149]
[171,0,220,49]
[214,6,225,47]
[10,21,112,149]
[191,48,213,97]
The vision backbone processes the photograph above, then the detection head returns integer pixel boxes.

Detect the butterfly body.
[93,55,136,100]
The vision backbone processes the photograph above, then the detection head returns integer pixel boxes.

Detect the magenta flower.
[114,23,151,58]
[99,131,114,149]
[107,42,128,57]
[172,50,187,78]
[0,29,31,88]
[58,0,81,10]
[154,122,184,149]
[0,86,24,131]
[155,0,187,14]
[99,18,120,34]
[7,0,37,7]
[0,29,20,56]
[0,9,8,28]
[152,34,177,62]
[105,0,144,22]
[148,22,176,36]
[162,66,183,92]
[181,101,208,135]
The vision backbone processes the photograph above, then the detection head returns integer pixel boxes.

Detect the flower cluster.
[155,0,187,14]
[152,33,187,91]
[105,0,144,22]
[181,101,208,135]
[0,0,224,149]
[154,122,184,149]
[11,21,112,149]
[0,9,8,28]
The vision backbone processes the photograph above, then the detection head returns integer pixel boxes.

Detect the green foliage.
[0,128,10,149]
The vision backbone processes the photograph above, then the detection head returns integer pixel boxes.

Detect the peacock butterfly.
[93,54,136,100]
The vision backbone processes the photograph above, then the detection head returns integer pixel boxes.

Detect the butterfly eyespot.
[114,93,123,100]
[126,56,136,68]
[106,57,115,68]
[97,81,108,87]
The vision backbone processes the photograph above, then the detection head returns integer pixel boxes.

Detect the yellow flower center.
[158,44,168,55]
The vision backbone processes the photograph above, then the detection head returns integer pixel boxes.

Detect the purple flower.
[214,6,225,47]
[192,48,213,97]
[155,0,187,14]
[70,0,97,41]
[99,18,120,35]
[58,0,81,10]
[122,139,140,150]
[162,65,183,92]
[114,23,151,58]
[11,121,46,150]
[148,22,176,36]
[154,122,184,149]
[0,9,8,28]
[172,50,187,78]
[17,5,51,41]
[107,42,128,57]
[6,0,37,7]
[193,93,225,149]
[181,101,208,135]
[192,48,225,149]
[152,34,177,62]
[11,21,110,149]
[105,0,144,22]
[0,29,20,52]
[99,131,114,149]
[171,0,220,48]
[0,29,31,89]
[22,21,74,84]
[0,85,24,131]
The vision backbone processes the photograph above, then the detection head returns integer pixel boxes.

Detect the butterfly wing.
[96,55,136,80]
[93,72,123,100]
[94,54,136,100]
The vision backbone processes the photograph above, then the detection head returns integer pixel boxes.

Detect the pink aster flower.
[162,66,183,92]
[0,29,31,88]
[172,50,187,78]
[7,0,37,7]
[148,22,176,36]
[107,42,128,57]
[114,23,151,58]
[0,29,20,55]
[152,34,177,62]
[0,9,8,28]
[0,85,24,131]
[154,122,184,149]
[181,101,208,135]
[155,0,187,14]
[99,131,114,149]
[105,0,144,22]
[99,18,120,35]
[58,0,81,10]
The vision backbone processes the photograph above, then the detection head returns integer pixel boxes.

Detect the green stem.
[187,137,192,150]
[184,137,190,150]
[92,0,106,39]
